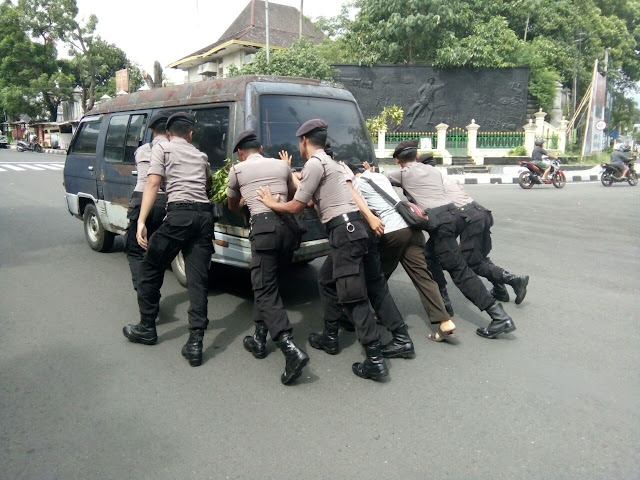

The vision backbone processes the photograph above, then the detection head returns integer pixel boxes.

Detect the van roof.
[89,75,340,115]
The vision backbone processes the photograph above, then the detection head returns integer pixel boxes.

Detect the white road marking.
[18,164,45,170]
[0,167,5,172]
[34,164,62,170]
[2,164,25,171]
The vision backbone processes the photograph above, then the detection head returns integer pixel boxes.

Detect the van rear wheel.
[171,251,188,287]
[83,204,115,252]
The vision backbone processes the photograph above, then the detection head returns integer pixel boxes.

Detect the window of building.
[190,107,229,171]
[70,120,101,155]
[124,114,147,163]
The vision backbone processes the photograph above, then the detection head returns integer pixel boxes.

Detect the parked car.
[63,75,376,285]
[0,134,8,148]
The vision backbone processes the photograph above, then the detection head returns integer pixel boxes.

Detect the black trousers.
[318,218,393,346]
[137,206,214,332]
[249,216,300,341]
[458,203,504,285]
[125,193,167,290]
[424,208,495,312]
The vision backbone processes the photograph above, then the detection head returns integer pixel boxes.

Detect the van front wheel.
[83,204,115,252]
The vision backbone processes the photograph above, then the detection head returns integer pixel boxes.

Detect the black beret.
[149,111,171,129]
[166,112,195,129]
[233,129,259,153]
[296,119,328,137]
[393,140,418,158]
[418,152,435,166]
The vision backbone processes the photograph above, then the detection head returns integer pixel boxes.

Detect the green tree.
[228,39,334,81]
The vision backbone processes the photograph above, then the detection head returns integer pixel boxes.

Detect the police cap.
[166,112,196,130]
[393,140,418,158]
[233,129,259,153]
[296,119,328,138]
[418,152,435,166]
[148,111,171,129]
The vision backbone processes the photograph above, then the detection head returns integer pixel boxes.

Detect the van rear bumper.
[65,193,80,216]
[212,231,329,269]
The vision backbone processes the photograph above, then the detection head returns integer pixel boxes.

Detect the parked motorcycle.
[16,139,43,153]
[600,160,637,187]
[518,157,566,189]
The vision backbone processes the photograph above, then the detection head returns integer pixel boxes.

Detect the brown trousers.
[379,227,450,324]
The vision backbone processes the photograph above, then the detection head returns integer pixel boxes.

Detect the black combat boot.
[501,271,529,305]
[181,330,204,367]
[352,341,389,381]
[381,324,415,359]
[243,323,268,359]
[275,333,309,385]
[122,318,157,345]
[439,287,454,317]
[477,302,516,339]
[490,283,510,303]
[308,321,339,355]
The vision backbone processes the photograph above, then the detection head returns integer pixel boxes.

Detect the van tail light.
[215,240,229,247]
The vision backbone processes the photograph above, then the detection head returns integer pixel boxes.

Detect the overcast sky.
[75,0,347,84]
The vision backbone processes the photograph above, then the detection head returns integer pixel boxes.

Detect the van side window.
[104,115,129,162]
[191,107,229,171]
[124,114,147,164]
[71,121,101,154]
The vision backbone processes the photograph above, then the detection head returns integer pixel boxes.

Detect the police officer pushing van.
[258,119,388,381]
[122,112,215,367]
[125,111,170,290]
[227,129,309,385]
[388,140,516,339]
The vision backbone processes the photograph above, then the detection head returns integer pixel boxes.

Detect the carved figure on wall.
[406,78,445,128]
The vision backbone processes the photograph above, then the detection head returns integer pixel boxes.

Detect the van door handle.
[88,166,94,171]
[132,170,138,176]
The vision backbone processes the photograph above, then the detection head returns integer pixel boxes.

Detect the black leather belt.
[131,191,166,199]
[325,211,362,232]
[250,211,280,224]
[167,202,212,212]
[457,201,480,212]
[428,202,456,216]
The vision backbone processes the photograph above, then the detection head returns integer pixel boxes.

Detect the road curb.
[7,145,66,155]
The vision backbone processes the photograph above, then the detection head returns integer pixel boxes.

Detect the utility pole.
[265,0,270,64]
[299,0,304,39]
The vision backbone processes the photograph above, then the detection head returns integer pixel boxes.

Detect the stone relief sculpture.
[406,78,446,128]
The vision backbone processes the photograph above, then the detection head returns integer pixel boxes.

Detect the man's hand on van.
[279,150,292,167]
[137,223,148,250]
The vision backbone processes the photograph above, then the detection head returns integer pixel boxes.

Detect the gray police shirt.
[443,176,473,208]
[148,137,210,204]
[134,135,168,193]
[294,149,357,224]
[226,152,292,216]
[386,161,449,211]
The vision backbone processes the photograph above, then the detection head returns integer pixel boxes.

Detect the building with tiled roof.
[168,0,324,83]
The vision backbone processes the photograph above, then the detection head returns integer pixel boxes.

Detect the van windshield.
[260,95,374,169]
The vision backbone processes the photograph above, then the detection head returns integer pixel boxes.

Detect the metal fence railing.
[477,132,525,149]
[445,127,468,156]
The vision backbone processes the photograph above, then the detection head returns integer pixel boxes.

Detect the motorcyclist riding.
[610,144,630,180]
[531,139,555,182]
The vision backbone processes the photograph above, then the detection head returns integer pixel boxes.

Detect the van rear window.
[71,121,101,155]
[259,95,373,169]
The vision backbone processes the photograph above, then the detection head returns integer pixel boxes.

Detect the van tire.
[171,251,188,287]
[83,204,115,252]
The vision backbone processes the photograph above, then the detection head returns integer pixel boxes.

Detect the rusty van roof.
[89,76,337,115]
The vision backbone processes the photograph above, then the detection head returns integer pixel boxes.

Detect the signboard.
[583,64,607,155]
[115,68,129,93]
[595,120,607,131]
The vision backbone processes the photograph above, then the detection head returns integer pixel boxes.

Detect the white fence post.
[534,108,547,137]
[524,120,538,156]
[466,119,480,164]
[436,123,451,164]
[376,129,386,158]
[557,117,569,154]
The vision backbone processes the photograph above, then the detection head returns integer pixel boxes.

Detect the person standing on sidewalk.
[227,129,309,385]
[125,111,170,290]
[258,119,389,381]
[387,140,516,339]
[122,112,215,367]
[352,162,456,342]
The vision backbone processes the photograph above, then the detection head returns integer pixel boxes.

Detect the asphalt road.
[1,149,638,480]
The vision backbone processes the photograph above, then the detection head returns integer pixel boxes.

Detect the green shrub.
[508,145,527,156]
[209,158,232,204]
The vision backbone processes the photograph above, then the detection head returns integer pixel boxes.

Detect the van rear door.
[98,112,150,232]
